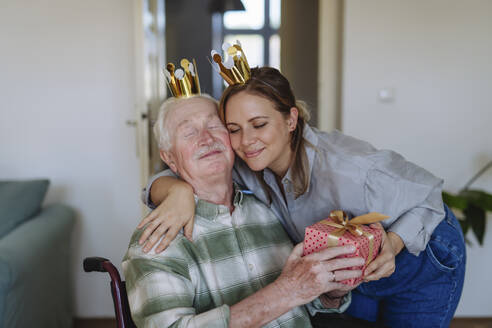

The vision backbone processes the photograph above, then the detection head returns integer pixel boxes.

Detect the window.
[223,0,281,68]
[212,0,281,97]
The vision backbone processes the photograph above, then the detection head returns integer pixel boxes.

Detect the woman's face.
[225,91,298,176]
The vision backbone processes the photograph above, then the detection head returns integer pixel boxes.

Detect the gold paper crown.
[163,58,201,98]
[211,40,251,86]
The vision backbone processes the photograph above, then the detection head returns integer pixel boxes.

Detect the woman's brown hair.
[219,67,311,199]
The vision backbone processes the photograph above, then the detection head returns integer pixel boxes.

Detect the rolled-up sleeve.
[364,150,445,255]
[123,253,230,328]
[141,170,179,209]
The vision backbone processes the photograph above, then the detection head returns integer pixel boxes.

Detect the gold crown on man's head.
[163,58,201,98]
[211,40,251,86]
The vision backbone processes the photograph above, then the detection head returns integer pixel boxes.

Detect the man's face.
[161,97,235,183]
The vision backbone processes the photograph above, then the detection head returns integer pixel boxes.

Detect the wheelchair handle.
[83,257,123,284]
[84,257,111,272]
[83,257,135,327]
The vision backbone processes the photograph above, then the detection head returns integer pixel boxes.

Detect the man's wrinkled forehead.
[170,98,221,127]
[176,112,217,129]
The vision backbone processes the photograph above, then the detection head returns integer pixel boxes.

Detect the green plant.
[443,161,492,245]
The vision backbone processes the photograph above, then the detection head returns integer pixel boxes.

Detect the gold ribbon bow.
[320,210,389,266]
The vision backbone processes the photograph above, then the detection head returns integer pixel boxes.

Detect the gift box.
[303,211,388,285]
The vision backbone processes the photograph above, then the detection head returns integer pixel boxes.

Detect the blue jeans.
[346,205,466,327]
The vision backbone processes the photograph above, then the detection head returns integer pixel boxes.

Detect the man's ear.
[287,107,299,132]
[160,149,177,173]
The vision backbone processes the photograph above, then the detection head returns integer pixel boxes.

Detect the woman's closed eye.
[228,122,267,134]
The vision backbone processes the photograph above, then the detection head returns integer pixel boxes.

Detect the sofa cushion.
[0,179,49,238]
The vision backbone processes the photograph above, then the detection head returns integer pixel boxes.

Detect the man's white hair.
[153,94,219,151]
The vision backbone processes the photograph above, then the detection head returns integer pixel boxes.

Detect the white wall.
[342,0,492,316]
[0,0,141,317]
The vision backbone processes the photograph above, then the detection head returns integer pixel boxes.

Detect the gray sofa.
[0,179,75,328]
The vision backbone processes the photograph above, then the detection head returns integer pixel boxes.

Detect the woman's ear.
[287,107,299,132]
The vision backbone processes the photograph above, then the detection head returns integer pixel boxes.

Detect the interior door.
[133,0,166,215]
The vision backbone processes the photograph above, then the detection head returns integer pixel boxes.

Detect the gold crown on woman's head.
[211,40,251,86]
[163,58,201,98]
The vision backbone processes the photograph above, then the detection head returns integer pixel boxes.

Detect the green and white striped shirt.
[123,189,344,328]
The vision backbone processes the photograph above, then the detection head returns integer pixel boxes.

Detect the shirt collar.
[195,183,244,220]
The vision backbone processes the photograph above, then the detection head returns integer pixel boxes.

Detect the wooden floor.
[74,317,492,328]
[450,318,492,328]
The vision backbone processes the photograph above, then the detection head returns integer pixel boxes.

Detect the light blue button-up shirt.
[145,125,445,256]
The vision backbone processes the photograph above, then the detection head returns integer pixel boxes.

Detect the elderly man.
[122,95,364,328]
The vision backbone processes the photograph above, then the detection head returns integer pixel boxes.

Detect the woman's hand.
[138,182,195,253]
[363,223,404,282]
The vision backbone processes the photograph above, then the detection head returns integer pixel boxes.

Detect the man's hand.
[230,244,363,327]
[138,183,195,253]
[363,223,404,282]
[275,243,364,308]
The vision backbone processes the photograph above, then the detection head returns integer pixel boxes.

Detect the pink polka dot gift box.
[303,210,389,285]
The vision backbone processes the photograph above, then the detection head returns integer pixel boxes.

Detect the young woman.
[139,67,465,327]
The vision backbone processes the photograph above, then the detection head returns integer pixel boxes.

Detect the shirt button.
[248,264,254,271]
